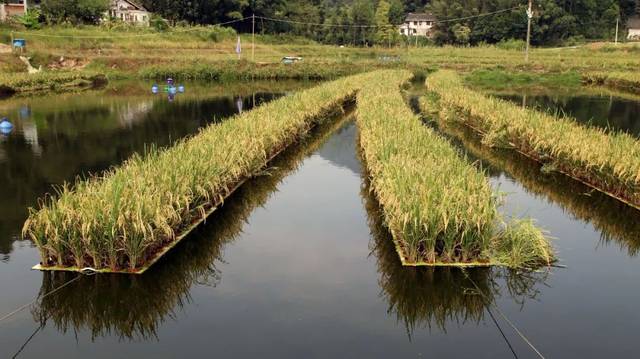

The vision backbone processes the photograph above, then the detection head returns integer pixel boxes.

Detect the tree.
[41,0,109,24]
[388,0,405,24]
[351,0,375,46]
[452,23,471,44]
[374,0,394,46]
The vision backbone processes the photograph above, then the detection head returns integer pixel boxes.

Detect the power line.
[257,6,525,29]
[436,6,525,24]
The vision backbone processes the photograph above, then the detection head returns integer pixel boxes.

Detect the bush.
[150,14,169,32]
[15,9,43,29]
[563,35,585,47]
[205,25,236,42]
[496,39,526,51]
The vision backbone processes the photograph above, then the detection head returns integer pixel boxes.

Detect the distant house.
[398,13,436,37]
[628,16,640,40]
[107,0,150,26]
[0,0,27,22]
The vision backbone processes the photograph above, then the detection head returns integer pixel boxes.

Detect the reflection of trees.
[442,122,640,256]
[361,155,546,335]
[31,110,354,341]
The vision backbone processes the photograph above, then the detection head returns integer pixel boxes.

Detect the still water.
[493,88,640,136]
[0,83,639,358]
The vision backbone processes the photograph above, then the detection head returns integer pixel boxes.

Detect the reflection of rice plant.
[31,111,354,341]
[362,170,548,335]
[428,70,640,210]
[356,70,553,267]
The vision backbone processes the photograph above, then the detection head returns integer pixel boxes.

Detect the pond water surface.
[493,88,640,136]
[0,83,639,358]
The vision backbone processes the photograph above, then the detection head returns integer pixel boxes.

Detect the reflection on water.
[438,122,640,256]
[494,90,640,137]
[0,80,308,258]
[31,109,354,342]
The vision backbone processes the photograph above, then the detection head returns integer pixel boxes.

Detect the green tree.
[351,0,375,46]
[389,0,405,24]
[374,0,394,46]
[452,23,471,44]
[41,0,109,24]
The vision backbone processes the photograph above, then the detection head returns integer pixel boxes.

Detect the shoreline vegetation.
[23,74,360,273]
[427,70,640,211]
[582,72,640,95]
[0,72,108,97]
[355,70,553,269]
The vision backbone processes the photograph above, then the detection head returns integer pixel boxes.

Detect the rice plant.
[428,70,640,210]
[23,74,361,272]
[427,118,640,257]
[355,70,553,268]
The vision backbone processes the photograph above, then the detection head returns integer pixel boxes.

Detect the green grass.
[427,69,640,209]
[355,70,553,268]
[23,73,361,272]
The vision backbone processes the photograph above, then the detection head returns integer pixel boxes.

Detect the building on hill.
[398,13,436,37]
[0,0,27,22]
[628,16,640,40]
[106,0,150,26]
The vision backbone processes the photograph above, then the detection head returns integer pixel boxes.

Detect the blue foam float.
[0,118,13,135]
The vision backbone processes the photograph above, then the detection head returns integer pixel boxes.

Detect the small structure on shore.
[106,0,150,26]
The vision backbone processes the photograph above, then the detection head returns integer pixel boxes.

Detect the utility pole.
[525,0,532,62]
[252,14,255,62]
[615,16,619,45]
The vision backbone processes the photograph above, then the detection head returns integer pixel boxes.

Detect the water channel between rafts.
[0,81,639,358]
